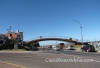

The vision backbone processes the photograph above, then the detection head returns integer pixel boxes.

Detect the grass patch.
[97,51,100,54]
[97,52,100,54]
[13,49,26,51]
[74,45,82,48]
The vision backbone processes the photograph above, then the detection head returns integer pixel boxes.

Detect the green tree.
[76,39,78,42]
[69,38,72,41]
[6,38,15,49]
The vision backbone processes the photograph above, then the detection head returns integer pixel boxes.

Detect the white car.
[52,46,60,51]
[65,45,74,50]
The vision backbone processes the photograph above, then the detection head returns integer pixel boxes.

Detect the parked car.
[52,46,60,51]
[81,45,95,52]
[65,45,74,50]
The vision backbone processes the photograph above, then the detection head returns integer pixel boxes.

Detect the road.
[38,47,100,60]
[0,48,100,68]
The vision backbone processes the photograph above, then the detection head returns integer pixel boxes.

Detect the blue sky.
[0,0,100,45]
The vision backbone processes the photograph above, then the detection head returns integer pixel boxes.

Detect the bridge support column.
[32,42,40,47]
[30,42,40,51]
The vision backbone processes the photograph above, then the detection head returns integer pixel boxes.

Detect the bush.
[31,42,40,47]
[24,46,30,51]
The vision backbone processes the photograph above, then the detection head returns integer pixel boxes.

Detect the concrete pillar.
[14,43,18,49]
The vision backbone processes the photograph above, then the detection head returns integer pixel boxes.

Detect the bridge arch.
[24,37,82,45]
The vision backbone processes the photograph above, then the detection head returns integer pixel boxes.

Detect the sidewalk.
[75,48,81,51]
[0,49,32,52]
[0,49,26,51]
[0,51,34,53]
[0,49,34,53]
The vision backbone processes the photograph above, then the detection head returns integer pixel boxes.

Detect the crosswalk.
[36,49,65,52]
[36,50,53,52]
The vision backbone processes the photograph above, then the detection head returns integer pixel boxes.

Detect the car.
[65,45,74,50]
[81,45,95,52]
[52,46,60,51]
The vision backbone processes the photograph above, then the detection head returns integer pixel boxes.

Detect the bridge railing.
[25,36,82,42]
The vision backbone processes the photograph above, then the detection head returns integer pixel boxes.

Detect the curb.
[0,61,27,68]
[0,51,32,52]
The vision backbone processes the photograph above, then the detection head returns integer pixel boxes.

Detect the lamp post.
[70,20,83,44]
[51,33,57,45]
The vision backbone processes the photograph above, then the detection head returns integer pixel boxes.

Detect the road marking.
[0,61,27,68]
[40,51,43,52]
[44,50,46,51]
[60,53,83,58]
[93,60,100,62]
[67,55,73,56]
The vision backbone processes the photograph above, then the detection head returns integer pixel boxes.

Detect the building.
[18,32,23,41]
[0,26,24,49]
[0,29,23,43]
[5,33,18,39]
[5,29,23,41]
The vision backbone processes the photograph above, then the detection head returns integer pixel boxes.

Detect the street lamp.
[51,33,57,45]
[70,20,83,43]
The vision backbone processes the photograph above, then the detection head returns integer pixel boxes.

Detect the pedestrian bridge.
[24,36,82,45]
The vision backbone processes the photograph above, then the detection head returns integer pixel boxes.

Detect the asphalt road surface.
[0,48,100,68]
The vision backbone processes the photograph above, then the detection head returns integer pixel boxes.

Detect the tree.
[76,39,78,42]
[69,38,72,41]
[24,46,30,51]
[6,38,15,49]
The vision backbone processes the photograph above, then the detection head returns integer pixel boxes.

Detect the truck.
[58,43,65,49]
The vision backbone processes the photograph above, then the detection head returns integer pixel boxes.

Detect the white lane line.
[60,53,84,58]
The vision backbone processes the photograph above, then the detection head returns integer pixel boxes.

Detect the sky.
[0,0,100,45]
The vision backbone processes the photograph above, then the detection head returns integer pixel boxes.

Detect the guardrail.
[25,36,82,42]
